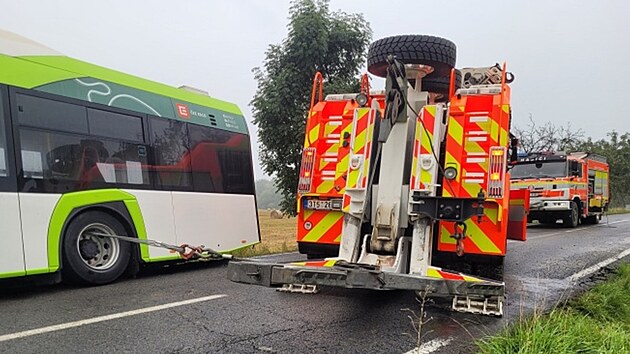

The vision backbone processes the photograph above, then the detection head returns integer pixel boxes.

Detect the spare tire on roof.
[367,34,456,78]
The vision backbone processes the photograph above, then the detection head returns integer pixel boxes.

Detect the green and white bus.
[0,30,260,285]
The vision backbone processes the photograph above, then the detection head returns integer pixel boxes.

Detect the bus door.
[0,86,25,277]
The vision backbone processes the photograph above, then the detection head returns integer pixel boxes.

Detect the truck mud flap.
[227,260,504,298]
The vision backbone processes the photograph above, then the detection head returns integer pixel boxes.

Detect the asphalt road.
[1,214,629,354]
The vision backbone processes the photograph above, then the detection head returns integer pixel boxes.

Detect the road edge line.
[564,248,630,283]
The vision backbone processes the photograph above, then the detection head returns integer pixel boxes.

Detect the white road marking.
[404,337,453,354]
[0,294,226,343]
[564,248,630,283]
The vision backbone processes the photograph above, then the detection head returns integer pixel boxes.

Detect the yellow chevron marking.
[308,124,320,145]
[485,204,499,224]
[302,212,344,242]
[427,268,443,279]
[318,143,340,170]
[324,259,338,267]
[325,121,338,135]
[502,104,509,114]
[461,169,484,197]
[304,209,314,219]
[310,111,317,117]
[448,117,464,146]
[441,222,500,254]
[463,219,502,254]
[490,119,500,143]
[464,140,486,154]
[315,179,334,194]
[500,126,508,146]
[440,225,456,244]
[462,275,483,282]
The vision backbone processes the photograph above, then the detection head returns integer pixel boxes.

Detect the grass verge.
[477,263,630,353]
[232,210,298,257]
[606,207,630,215]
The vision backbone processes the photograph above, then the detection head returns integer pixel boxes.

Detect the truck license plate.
[305,199,342,210]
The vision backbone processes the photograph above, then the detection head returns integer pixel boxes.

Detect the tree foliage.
[514,115,585,153]
[251,0,372,215]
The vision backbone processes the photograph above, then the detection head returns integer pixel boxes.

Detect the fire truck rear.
[228,34,528,316]
[510,152,609,227]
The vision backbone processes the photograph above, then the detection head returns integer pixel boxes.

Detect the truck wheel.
[563,202,579,228]
[367,35,456,78]
[62,211,132,285]
[583,214,600,225]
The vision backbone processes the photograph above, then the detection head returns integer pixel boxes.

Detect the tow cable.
[88,232,242,261]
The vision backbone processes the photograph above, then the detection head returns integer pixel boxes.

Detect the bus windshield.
[510,161,567,179]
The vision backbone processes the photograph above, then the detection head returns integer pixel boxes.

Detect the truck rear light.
[298,147,316,194]
[487,146,507,198]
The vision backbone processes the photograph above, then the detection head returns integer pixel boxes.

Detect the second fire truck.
[510,152,609,227]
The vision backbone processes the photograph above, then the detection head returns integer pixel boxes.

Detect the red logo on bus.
[176,103,190,119]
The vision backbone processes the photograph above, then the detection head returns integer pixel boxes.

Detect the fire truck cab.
[510,152,609,227]
[228,34,527,316]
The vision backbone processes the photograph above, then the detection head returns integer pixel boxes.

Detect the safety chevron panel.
[343,107,376,213]
[438,86,512,256]
[426,266,486,283]
[410,105,444,193]
[297,209,344,244]
[297,99,357,246]
[290,259,338,267]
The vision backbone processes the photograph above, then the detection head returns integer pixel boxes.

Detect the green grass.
[605,207,630,215]
[232,210,297,257]
[477,263,630,354]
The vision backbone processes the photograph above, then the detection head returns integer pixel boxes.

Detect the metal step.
[452,295,504,317]
[277,284,319,294]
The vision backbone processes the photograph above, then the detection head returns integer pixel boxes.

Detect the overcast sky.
[1,1,629,179]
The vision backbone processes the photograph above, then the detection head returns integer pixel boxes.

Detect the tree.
[251,0,372,215]
[514,114,585,153]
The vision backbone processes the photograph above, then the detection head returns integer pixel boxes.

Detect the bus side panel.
[0,193,25,277]
[171,192,260,252]
[125,190,178,260]
[18,193,60,273]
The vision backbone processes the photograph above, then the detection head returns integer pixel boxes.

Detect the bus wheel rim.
[77,223,121,271]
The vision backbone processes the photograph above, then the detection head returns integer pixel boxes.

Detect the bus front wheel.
[62,211,132,285]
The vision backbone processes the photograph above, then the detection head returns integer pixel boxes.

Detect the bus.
[0,29,260,285]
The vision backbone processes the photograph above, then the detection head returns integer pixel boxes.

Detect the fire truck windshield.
[510,161,567,179]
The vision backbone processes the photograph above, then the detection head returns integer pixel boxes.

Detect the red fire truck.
[510,152,609,227]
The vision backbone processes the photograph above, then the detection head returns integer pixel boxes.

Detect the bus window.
[188,123,254,194]
[87,108,144,143]
[149,117,192,190]
[19,129,150,193]
[16,94,88,134]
